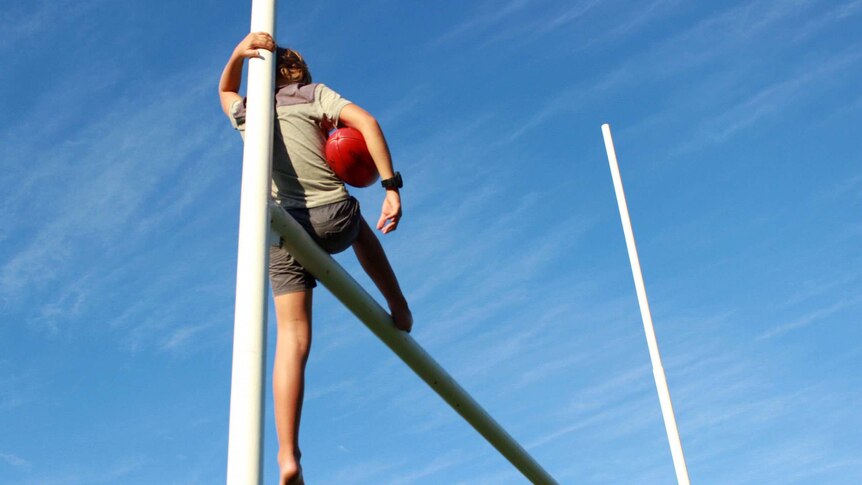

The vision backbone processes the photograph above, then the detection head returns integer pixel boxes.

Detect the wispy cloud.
[687,382,862,483]
[792,0,862,43]
[387,450,471,484]
[0,47,245,354]
[675,48,862,153]
[451,467,522,485]
[110,288,231,354]
[0,75,223,294]
[509,352,587,390]
[453,0,606,49]
[756,295,862,340]
[600,0,686,42]
[534,0,602,35]
[316,458,398,484]
[780,271,861,307]
[16,456,145,485]
[0,363,38,412]
[0,451,30,468]
[160,322,213,352]
[0,0,105,51]
[825,172,862,201]
[305,376,359,401]
[428,0,533,47]
[377,83,433,127]
[526,389,655,450]
[498,0,854,145]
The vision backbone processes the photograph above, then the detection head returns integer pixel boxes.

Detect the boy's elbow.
[357,114,381,134]
[220,91,242,117]
[365,115,380,130]
[341,104,379,131]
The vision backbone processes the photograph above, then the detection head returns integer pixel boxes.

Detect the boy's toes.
[391,304,413,333]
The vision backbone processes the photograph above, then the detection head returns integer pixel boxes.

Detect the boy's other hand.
[235,32,275,59]
[377,190,402,234]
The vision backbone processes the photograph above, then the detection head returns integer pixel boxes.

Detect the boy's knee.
[278,329,311,356]
[294,338,311,357]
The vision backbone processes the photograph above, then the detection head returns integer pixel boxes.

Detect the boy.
[219,32,413,485]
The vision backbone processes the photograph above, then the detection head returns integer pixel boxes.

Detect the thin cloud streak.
[756,295,862,340]
[0,364,38,412]
[0,451,30,468]
[674,48,862,153]
[428,0,533,47]
[0,0,105,50]
[160,323,213,352]
[387,450,472,485]
[499,0,847,145]
[15,456,145,485]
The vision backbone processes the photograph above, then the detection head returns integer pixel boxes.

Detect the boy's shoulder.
[274,83,350,119]
[276,82,322,108]
[229,84,344,131]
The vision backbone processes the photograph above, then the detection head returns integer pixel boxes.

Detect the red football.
[324,127,379,187]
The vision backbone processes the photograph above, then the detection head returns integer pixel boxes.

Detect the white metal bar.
[601,123,691,485]
[270,204,559,485]
[225,0,277,483]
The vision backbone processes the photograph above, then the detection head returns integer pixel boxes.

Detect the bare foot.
[388,298,413,333]
[279,462,303,485]
[278,453,304,485]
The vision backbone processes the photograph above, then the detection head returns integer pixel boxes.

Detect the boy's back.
[229,82,352,209]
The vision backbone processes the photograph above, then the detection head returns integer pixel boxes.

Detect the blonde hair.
[276,47,312,86]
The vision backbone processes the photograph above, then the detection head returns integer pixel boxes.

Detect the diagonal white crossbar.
[269,204,559,485]
[601,124,691,485]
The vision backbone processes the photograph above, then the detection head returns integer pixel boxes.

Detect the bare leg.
[273,290,312,485]
[352,218,413,332]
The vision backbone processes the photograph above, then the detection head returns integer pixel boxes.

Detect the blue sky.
[1,0,861,483]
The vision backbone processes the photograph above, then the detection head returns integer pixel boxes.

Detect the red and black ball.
[324,127,379,188]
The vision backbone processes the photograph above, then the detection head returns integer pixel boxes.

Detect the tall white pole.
[601,124,691,485]
[226,1,276,484]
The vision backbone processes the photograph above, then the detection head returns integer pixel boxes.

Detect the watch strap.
[381,172,403,189]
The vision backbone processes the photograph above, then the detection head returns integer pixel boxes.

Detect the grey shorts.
[270,197,362,295]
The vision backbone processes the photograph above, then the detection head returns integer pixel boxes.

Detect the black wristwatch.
[381,172,403,190]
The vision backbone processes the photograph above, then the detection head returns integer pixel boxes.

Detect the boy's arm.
[339,104,402,234]
[219,32,276,116]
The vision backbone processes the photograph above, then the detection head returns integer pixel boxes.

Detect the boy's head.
[276,47,312,86]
